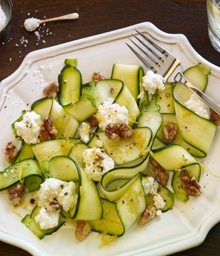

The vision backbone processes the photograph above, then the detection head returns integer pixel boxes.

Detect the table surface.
[0,0,220,255]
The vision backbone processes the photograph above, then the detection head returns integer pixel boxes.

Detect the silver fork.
[126,30,220,116]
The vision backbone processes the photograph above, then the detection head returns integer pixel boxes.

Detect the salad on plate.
[0,56,218,244]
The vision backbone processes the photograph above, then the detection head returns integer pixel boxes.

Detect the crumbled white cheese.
[24,17,40,32]
[142,176,165,210]
[14,111,43,144]
[82,148,115,181]
[35,207,60,230]
[153,194,166,209]
[142,176,159,195]
[142,70,165,96]
[156,209,163,218]
[96,100,129,130]
[37,178,77,212]
[35,178,77,229]
[184,94,209,119]
[58,187,75,212]
[79,122,90,143]
[95,139,103,148]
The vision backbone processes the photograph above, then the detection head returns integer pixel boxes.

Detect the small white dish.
[0,0,12,36]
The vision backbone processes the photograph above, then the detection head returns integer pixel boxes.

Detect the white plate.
[0,22,220,256]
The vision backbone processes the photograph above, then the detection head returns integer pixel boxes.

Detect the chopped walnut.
[150,157,169,186]
[95,152,105,162]
[75,220,91,241]
[49,198,61,211]
[105,123,134,140]
[210,108,220,124]
[86,115,99,127]
[39,116,57,142]
[8,184,24,206]
[5,141,17,163]
[138,203,156,225]
[180,169,201,197]
[43,82,59,98]
[91,71,104,83]
[162,123,178,144]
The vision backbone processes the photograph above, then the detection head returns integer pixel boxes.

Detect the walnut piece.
[210,108,220,124]
[150,157,169,186]
[95,152,105,162]
[39,116,57,142]
[105,123,134,140]
[180,169,201,197]
[138,203,156,225]
[49,198,61,211]
[86,115,99,127]
[5,141,17,163]
[162,123,178,144]
[43,82,59,98]
[8,184,24,206]
[91,71,104,83]
[75,220,91,241]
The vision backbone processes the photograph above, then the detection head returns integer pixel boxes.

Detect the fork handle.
[174,71,220,116]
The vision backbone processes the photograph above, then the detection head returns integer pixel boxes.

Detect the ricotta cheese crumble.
[35,178,77,229]
[142,70,165,96]
[78,122,90,143]
[142,176,166,216]
[14,111,43,144]
[96,99,129,130]
[82,147,115,181]
[184,94,209,119]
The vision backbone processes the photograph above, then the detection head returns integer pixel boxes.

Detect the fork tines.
[135,30,168,56]
[126,30,168,73]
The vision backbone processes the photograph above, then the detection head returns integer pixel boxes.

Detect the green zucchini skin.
[151,144,198,171]
[156,83,175,114]
[116,174,146,232]
[156,113,209,157]
[89,198,125,237]
[183,62,211,92]
[41,156,80,182]
[58,59,82,106]
[111,63,144,100]
[94,127,152,166]
[101,162,148,202]
[22,205,65,239]
[151,144,201,202]
[32,138,78,167]
[31,97,80,139]
[64,94,97,122]
[73,168,102,221]
[137,110,162,137]
[0,159,43,192]
[13,142,35,163]
[171,164,201,202]
[31,97,53,119]
[49,99,79,139]
[157,184,174,212]
[91,174,146,236]
[173,82,217,157]
[68,142,88,168]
